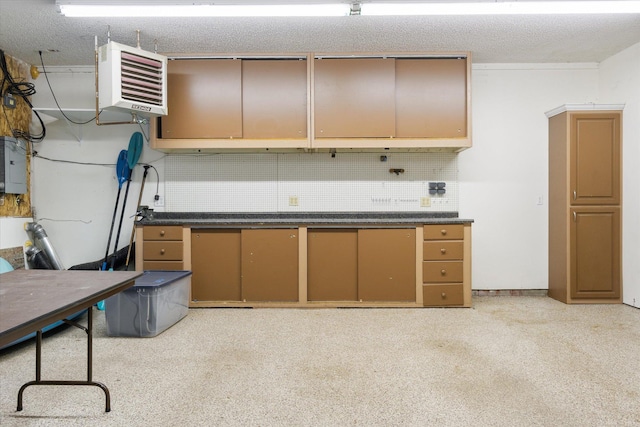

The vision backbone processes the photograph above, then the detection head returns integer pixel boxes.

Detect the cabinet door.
[570,113,621,205]
[314,58,396,138]
[242,60,307,139]
[161,59,242,139]
[241,229,298,302]
[395,58,467,138]
[570,207,620,300]
[307,229,358,301]
[357,229,415,302]
[191,230,241,302]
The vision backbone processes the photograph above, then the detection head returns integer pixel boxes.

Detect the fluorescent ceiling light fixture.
[56,1,351,17]
[362,1,640,15]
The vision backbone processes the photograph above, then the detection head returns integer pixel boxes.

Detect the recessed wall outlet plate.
[154,195,165,207]
[289,196,299,206]
[420,197,431,207]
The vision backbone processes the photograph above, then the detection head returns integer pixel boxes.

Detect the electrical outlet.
[420,197,431,207]
[289,196,299,206]
[154,195,165,207]
[3,93,16,109]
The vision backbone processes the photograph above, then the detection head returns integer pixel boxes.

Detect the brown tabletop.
[0,270,141,348]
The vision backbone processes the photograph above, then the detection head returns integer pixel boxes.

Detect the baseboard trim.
[473,289,548,297]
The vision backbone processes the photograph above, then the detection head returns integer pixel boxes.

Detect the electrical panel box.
[0,136,27,194]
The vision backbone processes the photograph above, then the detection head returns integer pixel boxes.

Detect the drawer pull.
[441,269,447,275]
[440,248,447,254]
[160,230,165,236]
[441,292,447,299]
[160,249,165,255]
[440,229,447,235]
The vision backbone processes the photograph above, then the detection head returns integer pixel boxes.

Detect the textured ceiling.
[1,0,640,67]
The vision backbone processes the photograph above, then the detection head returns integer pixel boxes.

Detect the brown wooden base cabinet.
[190,228,298,303]
[422,224,468,307]
[139,222,472,308]
[140,225,184,271]
[307,228,416,302]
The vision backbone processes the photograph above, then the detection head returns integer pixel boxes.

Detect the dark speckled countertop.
[137,212,473,227]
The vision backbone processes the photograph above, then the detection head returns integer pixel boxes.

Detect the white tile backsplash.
[166,152,458,212]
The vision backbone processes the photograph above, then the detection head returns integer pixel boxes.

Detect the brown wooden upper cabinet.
[151,52,471,152]
[312,54,470,150]
[152,55,309,150]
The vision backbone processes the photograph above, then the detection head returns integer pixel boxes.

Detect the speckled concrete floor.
[1,297,639,426]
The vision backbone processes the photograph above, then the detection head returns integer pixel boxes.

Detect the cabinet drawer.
[143,261,184,271]
[423,261,463,283]
[423,224,464,240]
[423,241,463,261]
[144,226,183,241]
[143,241,184,261]
[423,284,464,306]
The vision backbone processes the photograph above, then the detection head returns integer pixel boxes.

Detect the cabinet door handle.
[573,211,577,222]
[573,191,577,201]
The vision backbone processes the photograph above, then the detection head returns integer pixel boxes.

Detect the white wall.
[459,63,599,290]
[24,67,165,267]
[599,42,640,308]
[0,217,32,249]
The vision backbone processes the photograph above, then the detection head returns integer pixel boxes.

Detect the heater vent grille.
[120,51,164,107]
[99,42,168,116]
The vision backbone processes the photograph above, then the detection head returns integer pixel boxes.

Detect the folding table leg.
[16,307,111,412]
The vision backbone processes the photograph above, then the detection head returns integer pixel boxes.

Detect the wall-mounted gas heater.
[97,41,168,119]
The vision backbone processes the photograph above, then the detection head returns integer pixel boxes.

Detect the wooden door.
[242,59,308,139]
[357,229,415,302]
[570,207,621,300]
[307,229,358,301]
[191,230,241,302]
[395,58,467,138]
[241,229,298,302]
[161,59,242,139]
[570,113,621,205]
[314,58,396,138]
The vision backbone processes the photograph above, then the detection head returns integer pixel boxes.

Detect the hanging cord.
[141,163,161,199]
[39,50,100,125]
[0,49,46,142]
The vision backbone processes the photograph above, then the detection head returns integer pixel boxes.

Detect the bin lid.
[135,270,192,288]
